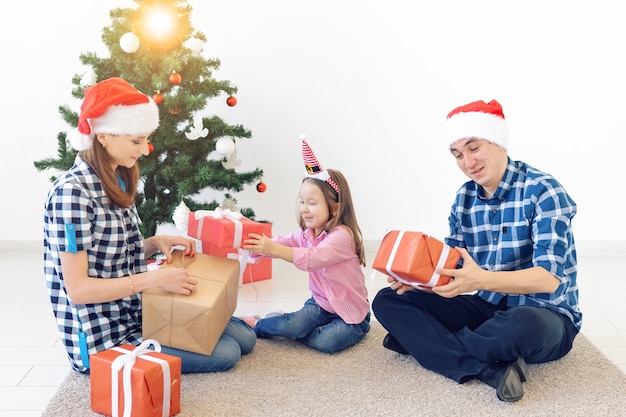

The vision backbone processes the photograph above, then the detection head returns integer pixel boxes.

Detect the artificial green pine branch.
[34,0,265,237]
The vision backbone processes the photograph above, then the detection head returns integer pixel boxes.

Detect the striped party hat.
[300,134,339,193]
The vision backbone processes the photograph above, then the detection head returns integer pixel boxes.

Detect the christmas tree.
[34,0,265,237]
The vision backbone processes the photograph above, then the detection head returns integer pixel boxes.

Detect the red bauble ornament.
[148,142,154,153]
[256,181,267,193]
[226,96,237,107]
[152,93,164,104]
[169,71,182,85]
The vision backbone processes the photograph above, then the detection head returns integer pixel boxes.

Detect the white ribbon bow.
[194,208,244,248]
[194,207,243,221]
[110,339,171,417]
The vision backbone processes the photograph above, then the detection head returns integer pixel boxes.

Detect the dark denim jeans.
[372,287,578,383]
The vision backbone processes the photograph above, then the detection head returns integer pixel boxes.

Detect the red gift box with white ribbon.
[372,230,460,289]
[187,208,265,249]
[90,339,181,417]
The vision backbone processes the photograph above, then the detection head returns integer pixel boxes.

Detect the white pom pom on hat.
[68,77,159,151]
[444,99,509,150]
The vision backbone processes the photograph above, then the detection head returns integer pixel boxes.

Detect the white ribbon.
[227,248,252,286]
[384,231,450,289]
[194,208,244,248]
[110,339,171,417]
[428,244,450,287]
[384,230,406,284]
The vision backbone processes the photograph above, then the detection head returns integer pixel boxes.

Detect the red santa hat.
[444,99,509,150]
[300,134,340,193]
[69,77,159,151]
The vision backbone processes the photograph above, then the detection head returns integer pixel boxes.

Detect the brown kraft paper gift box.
[142,250,239,355]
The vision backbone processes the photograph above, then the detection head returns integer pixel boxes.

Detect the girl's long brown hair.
[298,169,366,266]
[79,136,139,208]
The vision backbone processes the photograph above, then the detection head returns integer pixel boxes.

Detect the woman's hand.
[150,267,198,295]
[145,235,196,263]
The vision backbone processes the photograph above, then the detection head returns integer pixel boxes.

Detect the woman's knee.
[225,317,257,354]
[206,336,242,371]
[237,329,257,354]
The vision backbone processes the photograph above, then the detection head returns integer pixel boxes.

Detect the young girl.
[44,77,255,374]
[243,137,370,353]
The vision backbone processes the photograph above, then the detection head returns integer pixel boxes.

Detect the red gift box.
[372,231,460,289]
[187,208,266,248]
[199,221,272,284]
[90,340,181,417]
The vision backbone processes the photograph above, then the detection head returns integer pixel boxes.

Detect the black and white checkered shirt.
[43,156,145,373]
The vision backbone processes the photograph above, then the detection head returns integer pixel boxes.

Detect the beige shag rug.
[42,321,626,417]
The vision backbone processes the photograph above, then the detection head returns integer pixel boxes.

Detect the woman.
[43,77,255,374]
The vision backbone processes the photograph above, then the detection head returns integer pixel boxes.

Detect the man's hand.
[432,247,484,298]
[387,275,416,295]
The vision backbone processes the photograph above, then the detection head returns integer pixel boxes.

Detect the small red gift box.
[199,221,272,284]
[372,230,460,289]
[187,208,266,249]
[90,340,181,417]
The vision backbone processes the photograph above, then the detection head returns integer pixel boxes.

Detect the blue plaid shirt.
[43,156,146,373]
[446,158,582,330]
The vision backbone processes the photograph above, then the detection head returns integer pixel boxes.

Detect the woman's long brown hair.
[79,136,139,208]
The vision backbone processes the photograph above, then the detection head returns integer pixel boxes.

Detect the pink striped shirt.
[254,226,370,324]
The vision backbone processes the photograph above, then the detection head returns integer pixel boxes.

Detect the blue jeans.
[160,317,256,373]
[254,297,371,353]
[372,288,578,384]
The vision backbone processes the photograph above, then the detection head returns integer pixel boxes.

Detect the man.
[372,99,581,402]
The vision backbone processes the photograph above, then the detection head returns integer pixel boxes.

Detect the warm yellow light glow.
[142,5,177,42]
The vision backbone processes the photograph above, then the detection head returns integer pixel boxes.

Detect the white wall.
[2,0,624,244]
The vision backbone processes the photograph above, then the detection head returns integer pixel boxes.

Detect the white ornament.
[80,69,97,87]
[172,201,191,231]
[120,32,140,53]
[184,37,204,55]
[215,137,235,156]
[220,196,240,213]
[222,149,241,170]
[185,115,209,140]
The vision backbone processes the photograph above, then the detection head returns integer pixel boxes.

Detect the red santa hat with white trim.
[444,99,509,150]
[69,77,159,151]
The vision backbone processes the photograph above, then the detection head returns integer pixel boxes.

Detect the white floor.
[0,240,624,416]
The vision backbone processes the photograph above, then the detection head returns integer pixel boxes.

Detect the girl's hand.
[243,233,274,255]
